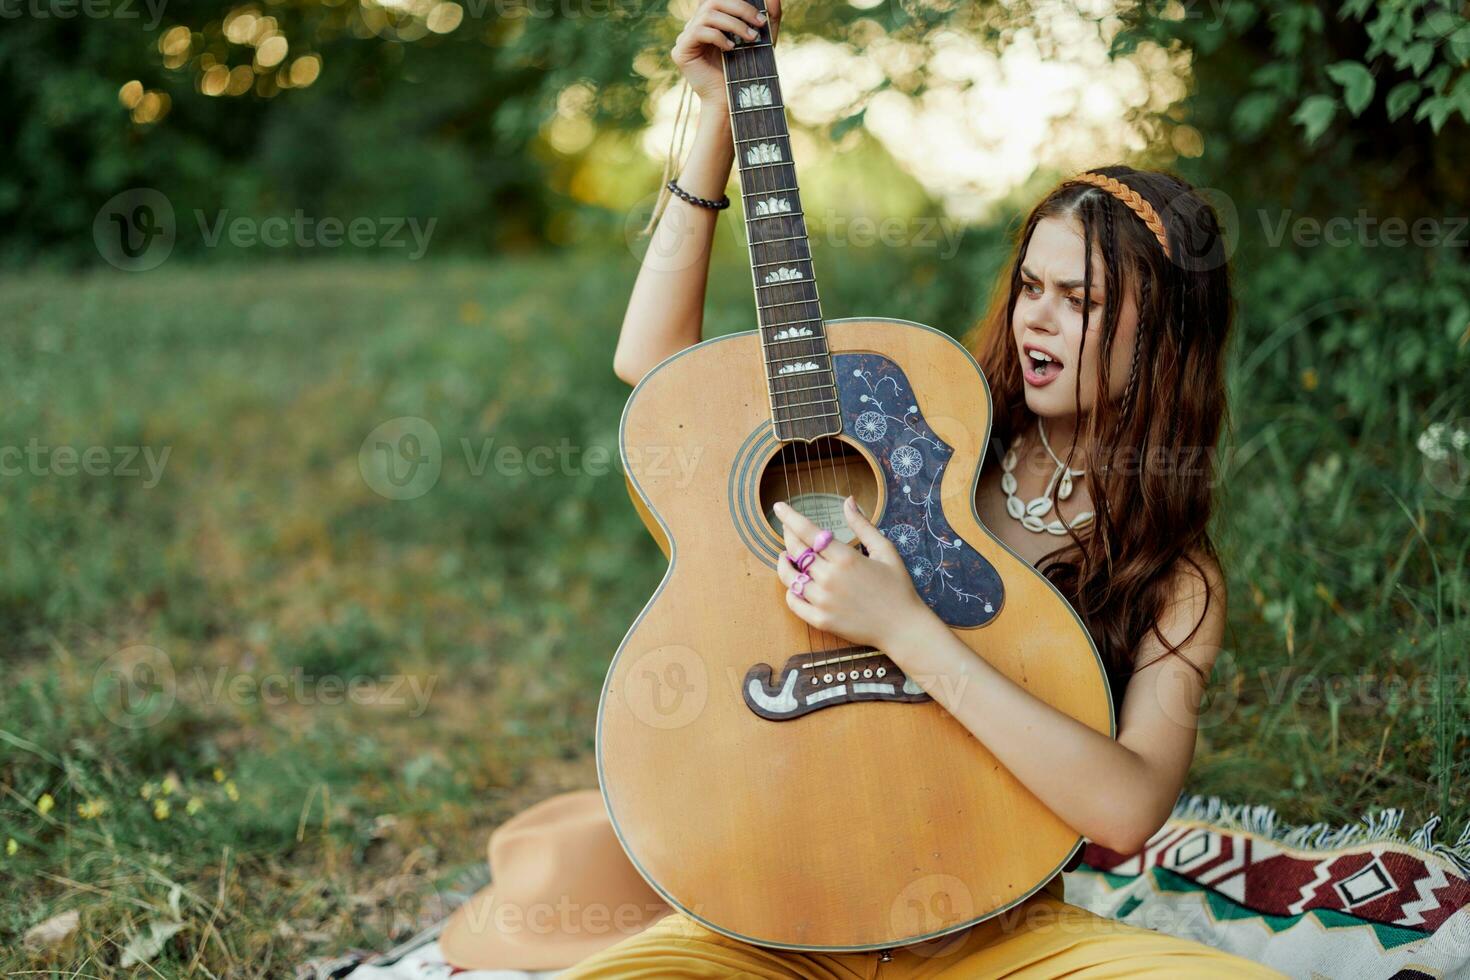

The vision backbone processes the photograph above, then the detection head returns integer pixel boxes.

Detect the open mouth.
[1024,348,1062,380]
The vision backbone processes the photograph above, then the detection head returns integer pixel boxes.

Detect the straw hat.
[439,790,673,971]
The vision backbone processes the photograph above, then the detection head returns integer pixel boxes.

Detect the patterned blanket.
[1066,795,1470,979]
[301,794,1470,980]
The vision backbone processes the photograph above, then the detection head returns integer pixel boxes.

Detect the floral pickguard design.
[834,352,1003,627]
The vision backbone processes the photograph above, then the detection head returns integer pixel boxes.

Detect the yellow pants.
[559,877,1288,979]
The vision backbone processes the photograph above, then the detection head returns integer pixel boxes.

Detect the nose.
[1022,292,1058,335]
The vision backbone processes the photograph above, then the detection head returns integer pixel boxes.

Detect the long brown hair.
[965,165,1235,711]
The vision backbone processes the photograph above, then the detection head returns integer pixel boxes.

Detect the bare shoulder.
[1113,547,1229,796]
[1131,547,1227,675]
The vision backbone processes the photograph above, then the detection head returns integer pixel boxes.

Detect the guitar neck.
[721,7,839,444]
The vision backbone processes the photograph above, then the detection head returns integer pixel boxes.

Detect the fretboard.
[721,7,838,444]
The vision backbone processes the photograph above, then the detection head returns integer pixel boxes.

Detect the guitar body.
[599,316,1115,951]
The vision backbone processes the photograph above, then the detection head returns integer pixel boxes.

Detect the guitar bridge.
[743,645,931,721]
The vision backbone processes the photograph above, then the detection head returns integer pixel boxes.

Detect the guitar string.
[733,38,879,682]
[752,38,846,667]
[758,40,840,667]
[737,39,844,669]
[726,39,821,666]
[752,42,833,668]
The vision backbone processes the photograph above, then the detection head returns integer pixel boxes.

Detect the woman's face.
[1011,215,1139,422]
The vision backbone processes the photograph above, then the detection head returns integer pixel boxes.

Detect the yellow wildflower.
[224,781,239,803]
[5,838,16,856]
[37,793,54,816]
[186,797,203,815]
[77,800,108,820]
[1301,368,1318,391]
[161,774,180,796]
[140,782,155,800]
[153,799,171,820]
[212,768,226,783]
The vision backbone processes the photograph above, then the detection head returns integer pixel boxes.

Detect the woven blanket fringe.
[1169,793,1470,875]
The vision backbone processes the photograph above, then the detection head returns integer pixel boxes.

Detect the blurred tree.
[0,0,1466,263]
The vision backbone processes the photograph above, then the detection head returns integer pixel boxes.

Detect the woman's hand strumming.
[672,0,783,106]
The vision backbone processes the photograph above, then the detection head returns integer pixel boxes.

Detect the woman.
[562,0,1286,976]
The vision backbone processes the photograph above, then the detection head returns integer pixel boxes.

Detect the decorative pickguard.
[834,352,1003,628]
[743,645,930,721]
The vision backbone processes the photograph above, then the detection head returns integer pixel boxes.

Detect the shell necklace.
[1000,418,1094,535]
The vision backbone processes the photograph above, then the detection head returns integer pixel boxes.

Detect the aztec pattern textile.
[1066,795,1470,979]
[307,794,1470,980]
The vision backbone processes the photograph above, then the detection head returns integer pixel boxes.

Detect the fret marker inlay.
[724,7,837,439]
[737,83,773,108]
[777,361,821,375]
[747,142,783,165]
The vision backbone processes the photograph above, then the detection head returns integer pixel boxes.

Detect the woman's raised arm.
[612,0,779,386]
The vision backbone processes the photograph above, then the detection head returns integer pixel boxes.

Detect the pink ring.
[785,547,816,572]
[813,529,834,552]
[789,571,811,598]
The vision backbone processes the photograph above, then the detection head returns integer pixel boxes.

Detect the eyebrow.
[1020,266,1102,292]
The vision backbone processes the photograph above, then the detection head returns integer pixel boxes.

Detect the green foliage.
[1118,0,1468,211]
[2,0,1467,970]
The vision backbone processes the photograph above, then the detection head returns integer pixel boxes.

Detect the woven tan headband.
[1070,172,1172,260]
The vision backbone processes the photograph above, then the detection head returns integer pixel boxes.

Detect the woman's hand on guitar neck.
[673,0,782,106]
[773,497,933,651]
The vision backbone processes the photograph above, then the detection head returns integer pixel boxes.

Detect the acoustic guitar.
[598,1,1114,952]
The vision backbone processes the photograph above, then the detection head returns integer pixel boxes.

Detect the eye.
[1068,294,1102,312]
[1021,281,1041,298]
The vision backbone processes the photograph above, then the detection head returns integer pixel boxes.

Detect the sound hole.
[758,435,880,546]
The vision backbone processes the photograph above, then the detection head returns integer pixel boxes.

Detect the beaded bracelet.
[666,178,730,211]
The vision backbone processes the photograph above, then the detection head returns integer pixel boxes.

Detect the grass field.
[1,249,1465,974]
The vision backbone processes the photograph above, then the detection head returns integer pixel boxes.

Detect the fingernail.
[757,11,767,21]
